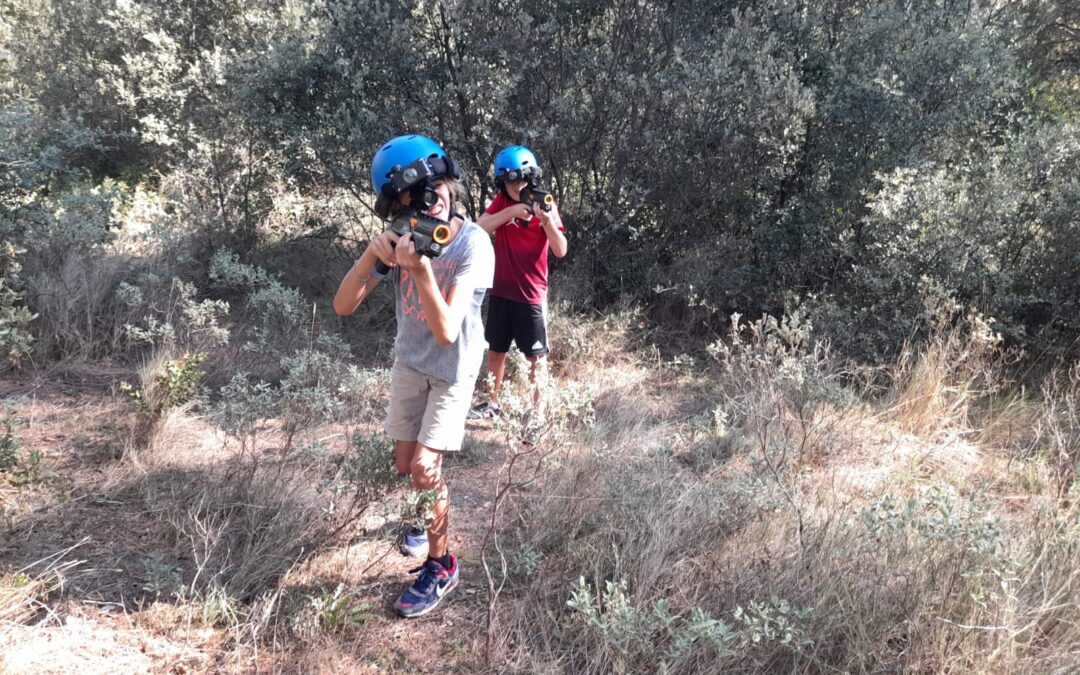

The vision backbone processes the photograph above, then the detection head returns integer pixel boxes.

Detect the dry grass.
[116,389,405,646]
[546,301,647,382]
[125,403,224,472]
[488,315,1080,674]
[0,546,82,626]
[1,612,208,674]
[888,313,1007,439]
[25,253,135,362]
[146,464,321,603]
[6,305,1080,673]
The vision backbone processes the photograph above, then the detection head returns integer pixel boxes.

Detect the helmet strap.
[375,186,396,219]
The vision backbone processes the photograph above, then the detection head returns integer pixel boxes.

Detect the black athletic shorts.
[485,296,549,357]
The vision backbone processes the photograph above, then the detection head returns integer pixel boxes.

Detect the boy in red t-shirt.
[468,146,567,420]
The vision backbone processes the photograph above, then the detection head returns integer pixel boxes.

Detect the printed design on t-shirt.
[400,257,459,324]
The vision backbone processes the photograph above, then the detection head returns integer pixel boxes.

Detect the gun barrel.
[523,187,553,212]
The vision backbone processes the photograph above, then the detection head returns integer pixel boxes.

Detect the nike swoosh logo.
[435,582,449,598]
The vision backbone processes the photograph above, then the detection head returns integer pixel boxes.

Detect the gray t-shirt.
[390,219,494,384]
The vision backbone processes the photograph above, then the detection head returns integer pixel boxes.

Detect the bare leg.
[410,443,449,558]
[527,355,547,416]
[394,439,416,476]
[486,350,508,405]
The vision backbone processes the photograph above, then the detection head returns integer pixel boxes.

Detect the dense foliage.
[1,0,1077,367]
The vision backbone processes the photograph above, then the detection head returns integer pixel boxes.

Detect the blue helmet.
[493,145,542,183]
[371,134,461,217]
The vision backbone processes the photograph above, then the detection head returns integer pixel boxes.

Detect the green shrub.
[567,576,812,672]
[122,278,230,355]
[316,432,405,525]
[211,349,389,453]
[120,351,207,418]
[0,241,35,368]
[209,249,310,360]
[1,406,69,525]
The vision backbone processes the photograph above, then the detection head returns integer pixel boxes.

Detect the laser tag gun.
[373,206,453,275]
[519,178,554,214]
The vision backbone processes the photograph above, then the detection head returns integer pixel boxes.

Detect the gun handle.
[373,241,397,275]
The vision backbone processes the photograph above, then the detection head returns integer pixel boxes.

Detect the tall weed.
[889,312,1007,438]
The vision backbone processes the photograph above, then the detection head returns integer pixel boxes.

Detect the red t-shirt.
[484,191,565,305]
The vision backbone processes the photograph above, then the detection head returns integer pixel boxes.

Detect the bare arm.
[332,231,398,316]
[536,203,568,258]
[395,233,477,347]
[477,203,532,234]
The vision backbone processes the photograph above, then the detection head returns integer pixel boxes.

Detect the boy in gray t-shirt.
[333,135,494,618]
[390,216,492,388]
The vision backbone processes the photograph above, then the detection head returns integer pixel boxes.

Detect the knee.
[528,354,546,375]
[394,457,411,476]
[410,456,442,491]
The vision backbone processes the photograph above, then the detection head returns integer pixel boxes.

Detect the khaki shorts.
[384,360,473,451]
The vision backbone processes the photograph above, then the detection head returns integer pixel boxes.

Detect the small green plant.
[122,278,230,353]
[307,433,409,553]
[858,483,1004,559]
[141,553,183,600]
[449,638,470,655]
[318,433,405,521]
[336,365,392,427]
[857,482,1016,615]
[1,407,45,487]
[208,249,310,356]
[156,352,207,411]
[307,584,373,633]
[121,351,206,417]
[568,577,815,670]
[278,349,346,447]
[211,351,385,453]
[0,408,23,473]
[706,310,839,414]
[1,406,70,526]
[733,598,813,648]
[284,583,374,637]
[195,585,242,628]
[509,543,542,579]
[567,577,648,658]
[655,603,739,665]
[493,348,595,450]
[568,576,747,670]
[212,373,278,451]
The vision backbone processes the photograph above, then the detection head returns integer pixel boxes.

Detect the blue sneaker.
[399,526,429,558]
[393,555,459,618]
